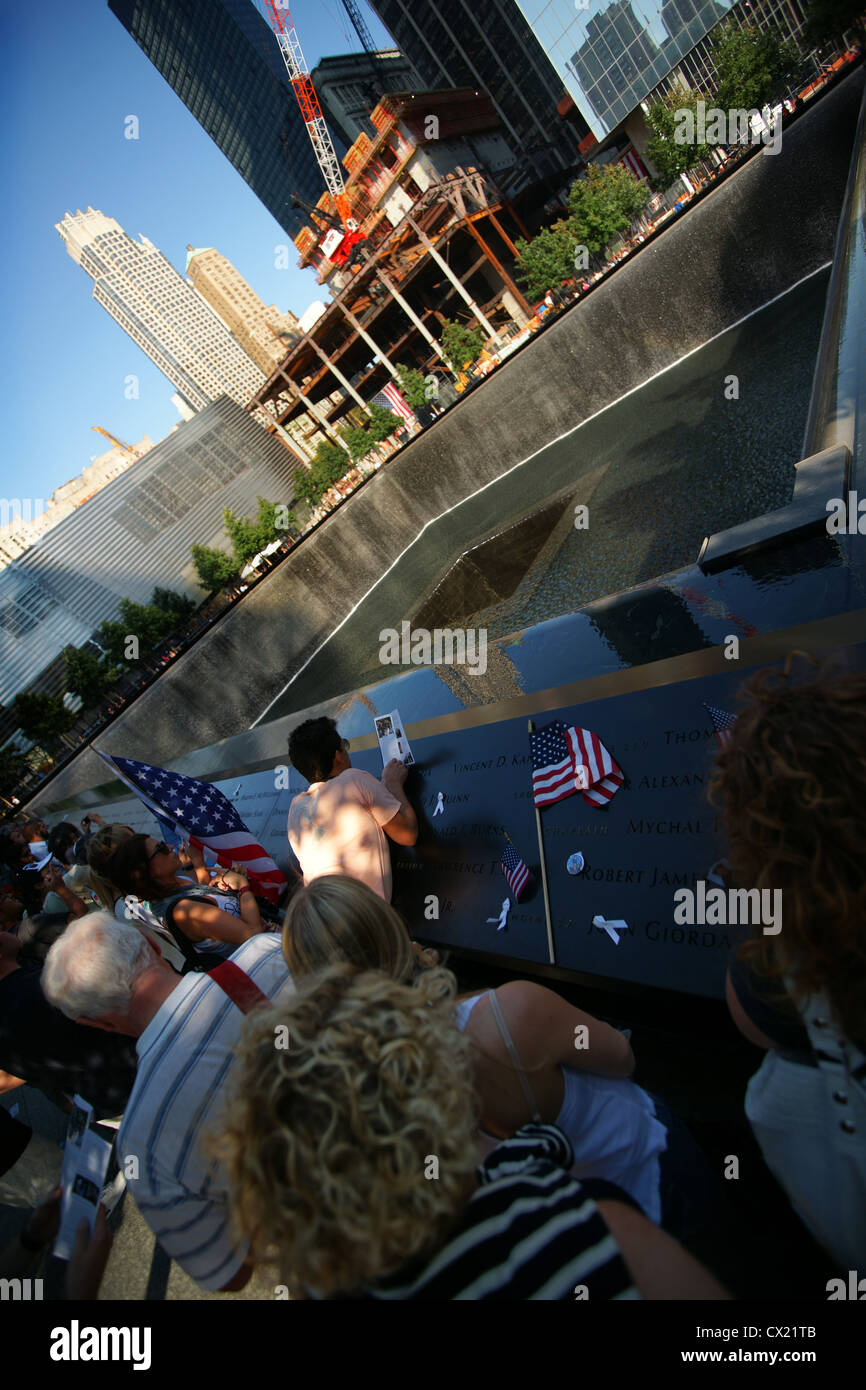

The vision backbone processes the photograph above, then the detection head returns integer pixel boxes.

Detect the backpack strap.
[207,960,269,1014]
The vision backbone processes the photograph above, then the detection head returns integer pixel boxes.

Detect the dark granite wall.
[30,70,864,810]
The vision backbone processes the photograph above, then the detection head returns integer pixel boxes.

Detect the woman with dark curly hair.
[710,654,866,1269]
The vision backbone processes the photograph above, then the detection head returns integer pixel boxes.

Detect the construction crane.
[263,1,365,268]
[339,0,386,105]
[91,426,134,456]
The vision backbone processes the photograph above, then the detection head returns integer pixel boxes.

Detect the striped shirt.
[353,1126,641,1300]
[119,935,293,1290]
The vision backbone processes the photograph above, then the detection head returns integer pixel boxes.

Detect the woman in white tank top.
[281,875,723,1241]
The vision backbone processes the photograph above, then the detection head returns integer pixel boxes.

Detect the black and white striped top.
[359,1125,641,1301]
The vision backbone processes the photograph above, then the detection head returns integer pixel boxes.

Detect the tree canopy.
[440,319,486,369]
[191,544,239,594]
[367,402,399,444]
[63,645,118,710]
[567,162,650,255]
[395,365,428,411]
[514,222,576,300]
[516,163,650,297]
[802,0,866,49]
[709,21,800,112]
[12,691,75,746]
[644,88,715,188]
[223,496,295,567]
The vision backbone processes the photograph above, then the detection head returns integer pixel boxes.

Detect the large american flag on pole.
[371,382,415,424]
[530,720,624,809]
[95,751,286,904]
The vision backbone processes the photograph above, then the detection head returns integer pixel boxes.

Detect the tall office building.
[56,208,265,413]
[366,0,590,183]
[310,48,423,149]
[185,245,299,377]
[108,0,331,240]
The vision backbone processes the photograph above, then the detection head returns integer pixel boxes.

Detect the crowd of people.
[0,659,863,1298]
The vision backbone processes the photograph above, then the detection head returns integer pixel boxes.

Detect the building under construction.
[248,89,540,461]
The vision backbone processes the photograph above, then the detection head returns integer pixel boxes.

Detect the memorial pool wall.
[30,67,865,812]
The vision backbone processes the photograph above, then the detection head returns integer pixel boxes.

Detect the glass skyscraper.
[367,0,590,178]
[515,0,733,139]
[108,0,328,238]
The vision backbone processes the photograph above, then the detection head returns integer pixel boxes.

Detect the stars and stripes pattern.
[371,382,415,424]
[569,726,624,807]
[501,842,530,902]
[95,751,286,904]
[530,721,624,809]
[703,702,737,748]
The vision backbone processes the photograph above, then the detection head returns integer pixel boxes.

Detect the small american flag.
[371,382,415,424]
[501,842,530,901]
[703,703,737,748]
[95,751,286,904]
[530,720,623,809]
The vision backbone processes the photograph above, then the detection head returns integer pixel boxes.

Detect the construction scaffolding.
[249,89,535,455]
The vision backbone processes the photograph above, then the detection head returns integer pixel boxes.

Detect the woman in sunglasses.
[106,833,264,966]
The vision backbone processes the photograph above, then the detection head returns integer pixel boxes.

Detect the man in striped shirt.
[43,912,293,1292]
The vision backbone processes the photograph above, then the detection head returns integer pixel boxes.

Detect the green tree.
[151,587,196,623]
[294,443,351,508]
[645,89,715,188]
[710,22,800,112]
[63,646,118,709]
[223,508,262,568]
[191,543,239,594]
[567,162,650,256]
[313,441,349,485]
[440,319,486,370]
[514,221,576,300]
[223,497,298,565]
[116,599,175,652]
[367,402,399,443]
[803,0,866,49]
[340,422,373,463]
[0,743,27,785]
[395,365,427,411]
[12,691,75,745]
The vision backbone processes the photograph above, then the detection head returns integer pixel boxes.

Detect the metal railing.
[801,72,866,469]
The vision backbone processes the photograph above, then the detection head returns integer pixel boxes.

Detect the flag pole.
[528,719,556,966]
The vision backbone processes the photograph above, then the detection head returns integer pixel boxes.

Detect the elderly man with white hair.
[42,910,293,1292]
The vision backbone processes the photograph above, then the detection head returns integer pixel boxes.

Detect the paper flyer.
[53,1095,113,1262]
[374,709,415,767]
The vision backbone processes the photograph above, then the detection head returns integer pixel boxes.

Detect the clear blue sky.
[0,0,394,509]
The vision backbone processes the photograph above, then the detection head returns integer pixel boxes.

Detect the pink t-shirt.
[287,768,402,901]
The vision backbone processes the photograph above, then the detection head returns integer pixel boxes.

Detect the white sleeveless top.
[455,993,667,1222]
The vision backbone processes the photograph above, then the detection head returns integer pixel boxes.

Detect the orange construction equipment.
[264,2,365,267]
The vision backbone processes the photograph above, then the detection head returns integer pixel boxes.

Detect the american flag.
[703,702,737,748]
[501,842,530,901]
[530,721,623,809]
[371,382,415,425]
[95,751,286,905]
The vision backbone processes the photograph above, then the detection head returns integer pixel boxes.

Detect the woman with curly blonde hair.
[711,656,866,1268]
[218,963,728,1299]
[281,875,725,1250]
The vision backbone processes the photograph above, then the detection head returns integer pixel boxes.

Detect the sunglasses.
[147,841,172,862]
